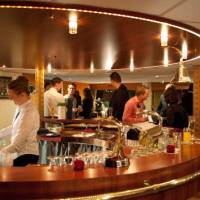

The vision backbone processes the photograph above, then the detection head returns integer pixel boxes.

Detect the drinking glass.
[173,132,182,152]
[64,156,74,165]
[108,107,113,117]
[188,116,195,140]
[47,156,57,167]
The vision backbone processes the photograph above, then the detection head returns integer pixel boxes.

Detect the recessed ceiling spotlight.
[2,65,6,68]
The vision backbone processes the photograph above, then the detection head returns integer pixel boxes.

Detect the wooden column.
[193,66,200,136]
[35,54,44,119]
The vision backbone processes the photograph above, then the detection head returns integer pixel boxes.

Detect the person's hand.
[142,116,148,122]
[72,108,78,112]
[77,106,82,112]
[107,116,114,120]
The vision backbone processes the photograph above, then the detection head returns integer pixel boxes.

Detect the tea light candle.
[167,144,175,153]
[74,159,84,171]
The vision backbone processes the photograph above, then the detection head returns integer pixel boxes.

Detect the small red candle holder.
[167,144,175,153]
[74,159,84,171]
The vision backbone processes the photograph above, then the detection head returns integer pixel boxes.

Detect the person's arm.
[122,101,146,124]
[1,110,39,154]
[0,126,12,138]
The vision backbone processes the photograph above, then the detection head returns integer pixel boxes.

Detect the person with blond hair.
[123,85,149,124]
[0,76,39,166]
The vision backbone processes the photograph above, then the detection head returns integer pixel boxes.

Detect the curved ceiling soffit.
[0,1,199,82]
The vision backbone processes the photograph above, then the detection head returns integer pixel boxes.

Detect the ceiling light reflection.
[163,47,168,67]
[104,44,115,71]
[103,34,117,71]
[130,50,135,72]
[90,61,94,73]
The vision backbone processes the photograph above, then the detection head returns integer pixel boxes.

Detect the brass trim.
[65,170,200,199]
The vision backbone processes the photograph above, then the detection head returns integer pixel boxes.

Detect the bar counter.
[0,143,200,199]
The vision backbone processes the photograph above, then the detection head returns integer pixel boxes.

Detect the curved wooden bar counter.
[0,144,200,199]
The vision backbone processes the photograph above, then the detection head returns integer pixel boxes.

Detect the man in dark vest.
[109,72,129,121]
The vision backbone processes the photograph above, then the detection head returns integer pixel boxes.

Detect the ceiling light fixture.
[2,65,6,68]
[161,24,168,47]
[47,63,52,73]
[182,40,188,60]
[69,12,78,34]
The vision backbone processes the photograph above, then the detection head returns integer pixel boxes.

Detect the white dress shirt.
[44,87,65,117]
[0,99,40,157]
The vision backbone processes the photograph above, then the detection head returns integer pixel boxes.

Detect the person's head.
[135,85,149,103]
[110,72,121,89]
[44,81,52,91]
[164,86,178,104]
[67,82,76,97]
[83,88,93,99]
[51,77,63,92]
[8,76,30,105]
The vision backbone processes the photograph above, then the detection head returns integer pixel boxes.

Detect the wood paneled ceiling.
[0,1,200,83]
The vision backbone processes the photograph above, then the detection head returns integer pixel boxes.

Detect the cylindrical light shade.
[161,24,168,47]
[182,40,188,60]
[69,13,78,34]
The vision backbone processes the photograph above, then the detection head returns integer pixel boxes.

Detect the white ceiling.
[1,0,200,83]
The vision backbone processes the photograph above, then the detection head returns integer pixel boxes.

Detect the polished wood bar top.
[0,144,200,198]
[42,117,118,127]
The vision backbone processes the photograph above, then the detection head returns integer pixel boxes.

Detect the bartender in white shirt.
[0,76,40,166]
[44,77,65,117]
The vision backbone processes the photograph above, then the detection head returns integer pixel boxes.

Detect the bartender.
[123,85,149,124]
[0,76,40,166]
